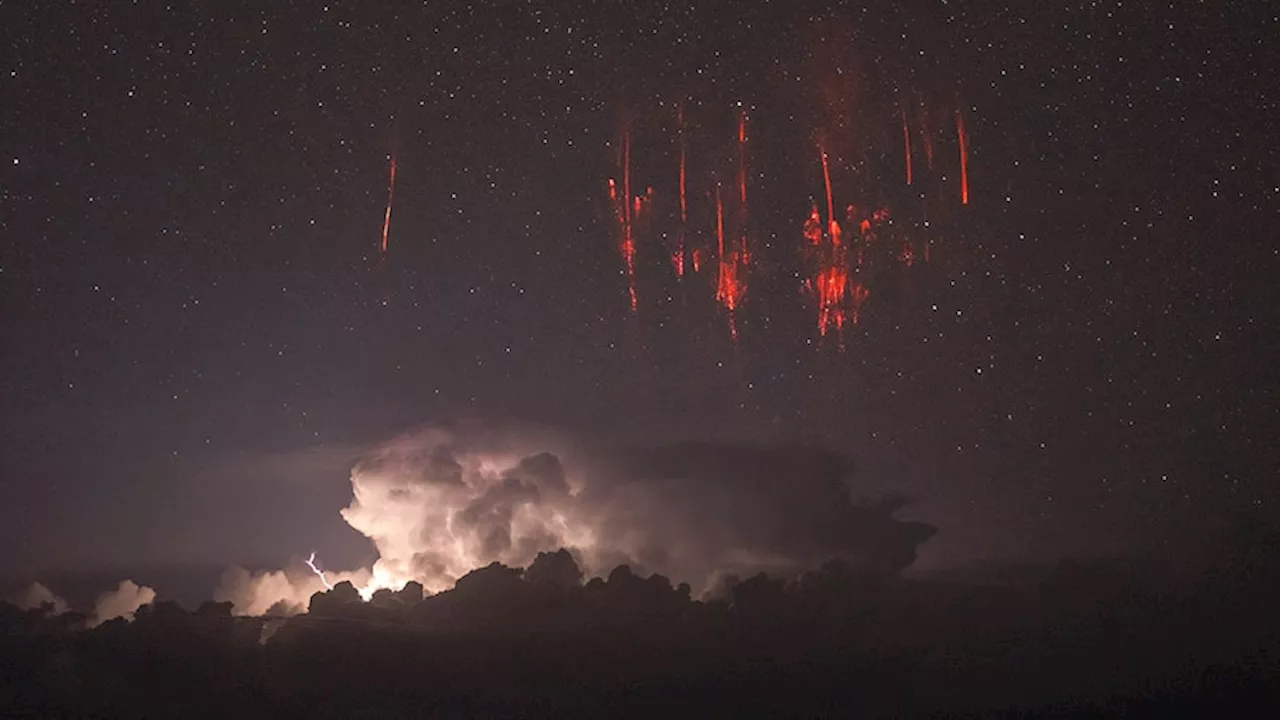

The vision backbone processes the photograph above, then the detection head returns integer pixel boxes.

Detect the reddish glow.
[380,153,397,254]
[715,186,726,296]
[820,146,837,243]
[814,265,847,337]
[705,110,755,342]
[846,204,864,267]
[617,125,638,311]
[802,148,891,339]
[901,104,913,186]
[956,107,969,205]
[597,98,973,337]
[848,282,870,325]
[737,110,748,206]
[809,270,870,338]
[607,125,639,312]
[623,127,631,227]
[918,104,935,170]
[714,184,745,341]
[737,110,750,260]
[679,107,688,223]
[808,145,851,339]
[803,203,823,245]
[675,104,688,277]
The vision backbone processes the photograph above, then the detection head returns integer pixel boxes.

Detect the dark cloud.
[581,441,938,586]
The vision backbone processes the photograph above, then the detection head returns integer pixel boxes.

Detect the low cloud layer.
[89,580,157,627]
[15,582,69,615]
[219,421,936,614]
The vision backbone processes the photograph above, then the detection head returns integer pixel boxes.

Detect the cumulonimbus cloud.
[218,420,936,614]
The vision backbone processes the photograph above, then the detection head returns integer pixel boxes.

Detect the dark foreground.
[3,558,1277,718]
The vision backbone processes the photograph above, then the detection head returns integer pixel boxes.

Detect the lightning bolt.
[305,551,334,591]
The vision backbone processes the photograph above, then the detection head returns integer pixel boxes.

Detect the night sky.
[1,1,1276,581]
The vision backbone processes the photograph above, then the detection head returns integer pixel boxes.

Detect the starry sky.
[1,1,1276,579]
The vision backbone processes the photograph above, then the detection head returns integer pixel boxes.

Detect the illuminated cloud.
[89,580,156,627]
[216,421,935,614]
